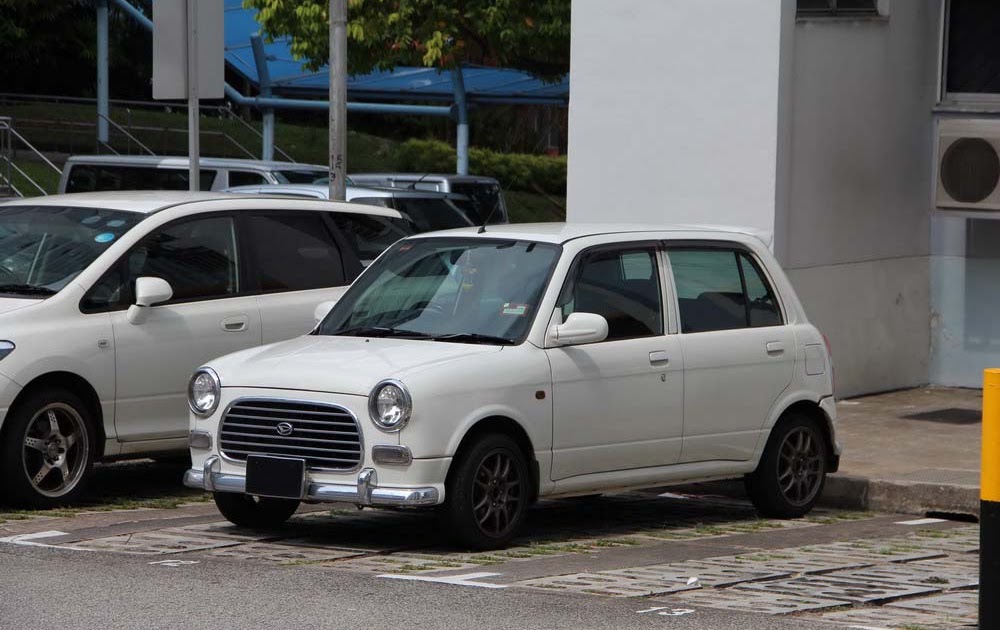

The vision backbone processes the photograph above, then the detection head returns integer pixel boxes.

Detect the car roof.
[408,223,774,247]
[350,173,499,184]
[64,155,326,171]
[223,184,463,200]
[0,191,404,218]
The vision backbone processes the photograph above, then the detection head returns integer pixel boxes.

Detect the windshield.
[391,197,475,232]
[273,169,329,185]
[318,238,561,345]
[0,205,141,296]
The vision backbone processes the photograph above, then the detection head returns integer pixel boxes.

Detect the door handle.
[765,341,785,355]
[221,315,248,332]
[649,350,670,365]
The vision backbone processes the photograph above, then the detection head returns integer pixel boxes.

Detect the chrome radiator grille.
[219,399,362,470]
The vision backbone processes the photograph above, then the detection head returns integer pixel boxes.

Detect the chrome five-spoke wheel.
[22,403,90,498]
[1,387,96,507]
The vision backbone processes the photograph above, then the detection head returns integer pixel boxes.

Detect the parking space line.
[377,571,508,589]
[894,518,947,526]
[0,530,93,551]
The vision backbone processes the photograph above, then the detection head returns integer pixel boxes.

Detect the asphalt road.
[0,542,835,630]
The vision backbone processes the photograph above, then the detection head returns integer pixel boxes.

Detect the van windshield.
[0,205,141,296]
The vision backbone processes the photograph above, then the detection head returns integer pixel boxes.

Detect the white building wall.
[780,2,940,395]
[567,0,786,233]
[567,0,941,397]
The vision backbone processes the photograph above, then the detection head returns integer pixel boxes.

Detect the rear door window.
[244,213,346,292]
[227,170,269,187]
[668,247,783,333]
[330,212,415,265]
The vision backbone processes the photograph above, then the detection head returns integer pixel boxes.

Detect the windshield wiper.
[328,325,432,339]
[0,284,56,296]
[429,332,514,346]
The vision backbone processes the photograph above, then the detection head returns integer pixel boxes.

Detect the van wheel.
[444,433,530,550]
[0,388,96,507]
[213,492,300,528]
[746,413,828,518]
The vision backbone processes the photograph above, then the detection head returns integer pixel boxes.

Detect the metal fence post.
[982,368,1000,628]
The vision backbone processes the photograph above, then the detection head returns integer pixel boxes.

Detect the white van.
[0,191,412,507]
[58,156,330,194]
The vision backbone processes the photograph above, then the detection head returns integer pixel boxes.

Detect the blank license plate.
[245,455,305,499]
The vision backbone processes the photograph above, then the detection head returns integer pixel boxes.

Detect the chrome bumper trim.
[183,464,439,507]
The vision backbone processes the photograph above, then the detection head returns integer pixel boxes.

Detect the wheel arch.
[772,399,838,472]
[445,415,539,503]
[4,371,107,459]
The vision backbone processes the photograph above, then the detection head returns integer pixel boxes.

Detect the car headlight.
[188,368,221,417]
[368,380,412,432]
[0,341,13,361]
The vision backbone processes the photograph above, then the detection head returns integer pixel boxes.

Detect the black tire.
[746,413,829,518]
[0,387,97,508]
[443,433,530,550]
[213,492,300,528]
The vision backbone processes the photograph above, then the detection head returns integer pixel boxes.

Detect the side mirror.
[550,312,609,347]
[127,277,173,325]
[314,299,339,323]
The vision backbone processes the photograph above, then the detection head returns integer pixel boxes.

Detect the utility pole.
[328,0,347,200]
[96,0,109,147]
[186,0,200,192]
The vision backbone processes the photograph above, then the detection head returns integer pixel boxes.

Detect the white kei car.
[185,223,839,549]
[0,191,412,507]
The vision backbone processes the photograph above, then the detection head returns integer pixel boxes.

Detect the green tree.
[244,0,570,79]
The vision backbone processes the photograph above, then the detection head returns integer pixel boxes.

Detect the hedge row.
[393,139,567,196]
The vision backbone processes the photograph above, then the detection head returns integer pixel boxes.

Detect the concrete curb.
[822,474,981,518]
[663,475,981,519]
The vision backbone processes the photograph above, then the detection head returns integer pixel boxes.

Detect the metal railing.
[0,116,62,197]
[0,92,298,162]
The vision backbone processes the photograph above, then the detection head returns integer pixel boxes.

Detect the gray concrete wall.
[779,1,940,396]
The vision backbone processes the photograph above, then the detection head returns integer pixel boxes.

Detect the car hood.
[0,297,43,317]
[211,334,503,396]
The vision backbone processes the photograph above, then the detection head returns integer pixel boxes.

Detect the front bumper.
[183,455,439,507]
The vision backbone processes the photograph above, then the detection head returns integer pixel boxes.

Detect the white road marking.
[894,518,948,526]
[377,571,508,589]
[657,492,690,500]
[0,530,91,551]
[848,626,890,630]
[149,560,200,567]
[637,606,695,616]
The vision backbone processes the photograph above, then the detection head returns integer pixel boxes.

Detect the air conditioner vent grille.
[941,137,1000,204]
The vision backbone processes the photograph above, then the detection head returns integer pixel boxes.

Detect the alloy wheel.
[21,403,90,498]
[776,426,823,507]
[471,450,522,537]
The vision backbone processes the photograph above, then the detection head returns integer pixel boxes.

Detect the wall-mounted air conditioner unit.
[936,118,1000,211]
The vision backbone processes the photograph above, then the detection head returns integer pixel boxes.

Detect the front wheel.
[746,413,829,518]
[0,388,96,507]
[213,492,300,528]
[443,433,530,550]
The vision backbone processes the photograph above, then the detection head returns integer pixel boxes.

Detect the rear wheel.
[746,413,828,518]
[0,388,96,507]
[444,433,530,550]
[213,492,300,528]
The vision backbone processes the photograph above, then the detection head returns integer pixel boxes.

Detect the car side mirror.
[550,312,609,347]
[127,277,173,325]
[314,299,339,323]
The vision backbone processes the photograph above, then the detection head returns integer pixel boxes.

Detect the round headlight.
[188,368,221,417]
[368,380,412,432]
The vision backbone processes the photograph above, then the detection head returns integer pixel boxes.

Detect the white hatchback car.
[185,224,839,549]
[0,191,411,506]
